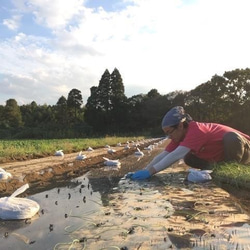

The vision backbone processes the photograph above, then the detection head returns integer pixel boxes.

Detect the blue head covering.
[161,106,192,128]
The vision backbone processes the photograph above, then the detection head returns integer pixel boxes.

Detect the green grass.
[212,162,250,190]
[0,136,145,162]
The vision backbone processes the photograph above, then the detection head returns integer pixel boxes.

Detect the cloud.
[3,15,22,30]
[1,0,250,106]
[10,0,85,29]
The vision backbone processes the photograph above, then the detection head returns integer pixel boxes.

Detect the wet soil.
[1,138,250,249]
[0,140,161,197]
[1,138,250,215]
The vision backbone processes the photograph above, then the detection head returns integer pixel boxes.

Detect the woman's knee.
[184,153,210,169]
[223,132,240,144]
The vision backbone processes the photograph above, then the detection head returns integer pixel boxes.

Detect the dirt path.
[52,140,250,249]
[1,138,250,249]
[0,139,161,196]
[75,163,250,249]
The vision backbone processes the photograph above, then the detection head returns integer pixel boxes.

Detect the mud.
[0,140,157,196]
[1,138,250,249]
[73,152,250,249]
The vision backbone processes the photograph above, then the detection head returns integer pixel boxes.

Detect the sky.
[1,0,250,106]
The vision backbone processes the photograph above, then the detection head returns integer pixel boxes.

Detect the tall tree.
[67,88,83,122]
[85,68,128,133]
[109,68,128,132]
[55,96,68,125]
[84,86,102,132]
[84,70,111,133]
[4,99,23,128]
[98,69,112,111]
[110,68,125,100]
[0,105,7,128]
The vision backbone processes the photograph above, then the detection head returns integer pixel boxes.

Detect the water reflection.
[191,223,250,249]
[0,174,102,250]
[88,176,118,206]
[1,170,250,249]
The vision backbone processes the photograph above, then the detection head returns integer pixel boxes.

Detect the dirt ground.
[1,138,250,249]
[0,139,162,196]
[1,138,250,212]
[72,141,250,249]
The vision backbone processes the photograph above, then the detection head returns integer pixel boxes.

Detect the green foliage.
[1,67,250,138]
[2,99,23,128]
[212,162,250,190]
[185,68,250,134]
[55,96,68,125]
[185,77,228,122]
[67,88,84,123]
[0,136,145,162]
[85,68,128,134]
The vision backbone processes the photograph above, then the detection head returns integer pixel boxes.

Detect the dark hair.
[170,124,179,129]
[170,120,189,129]
[183,120,189,128]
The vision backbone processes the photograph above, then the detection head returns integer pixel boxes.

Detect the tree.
[147,89,160,98]
[98,69,112,112]
[85,68,128,134]
[20,101,38,127]
[126,94,147,132]
[109,68,128,132]
[0,105,7,128]
[84,86,102,132]
[110,68,125,100]
[185,75,228,122]
[222,68,250,130]
[55,96,68,125]
[85,70,111,133]
[223,68,250,105]
[67,88,83,122]
[3,99,23,128]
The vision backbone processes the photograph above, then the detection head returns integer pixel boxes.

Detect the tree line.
[0,67,250,139]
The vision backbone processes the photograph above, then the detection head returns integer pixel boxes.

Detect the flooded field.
[1,139,250,249]
[0,175,102,249]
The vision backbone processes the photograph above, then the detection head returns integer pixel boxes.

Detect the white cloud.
[3,15,22,30]
[10,0,85,29]
[1,0,250,105]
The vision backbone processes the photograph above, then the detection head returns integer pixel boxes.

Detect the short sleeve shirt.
[165,121,250,162]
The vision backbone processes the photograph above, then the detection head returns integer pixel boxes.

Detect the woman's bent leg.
[184,153,211,169]
[223,132,250,164]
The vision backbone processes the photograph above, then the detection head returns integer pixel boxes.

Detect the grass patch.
[212,162,250,190]
[0,136,145,162]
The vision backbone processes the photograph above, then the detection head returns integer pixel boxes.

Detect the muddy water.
[1,141,250,250]
[0,175,101,250]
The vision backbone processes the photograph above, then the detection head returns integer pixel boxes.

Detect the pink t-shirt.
[165,121,250,162]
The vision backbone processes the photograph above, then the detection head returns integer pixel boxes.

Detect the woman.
[130,106,250,180]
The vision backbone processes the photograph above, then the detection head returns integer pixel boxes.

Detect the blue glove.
[131,169,151,180]
[125,172,134,179]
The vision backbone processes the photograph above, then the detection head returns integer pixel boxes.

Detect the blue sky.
[1,0,250,105]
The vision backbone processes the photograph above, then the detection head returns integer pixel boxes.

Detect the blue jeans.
[184,132,250,169]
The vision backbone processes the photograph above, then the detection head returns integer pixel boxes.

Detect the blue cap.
[161,106,188,128]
